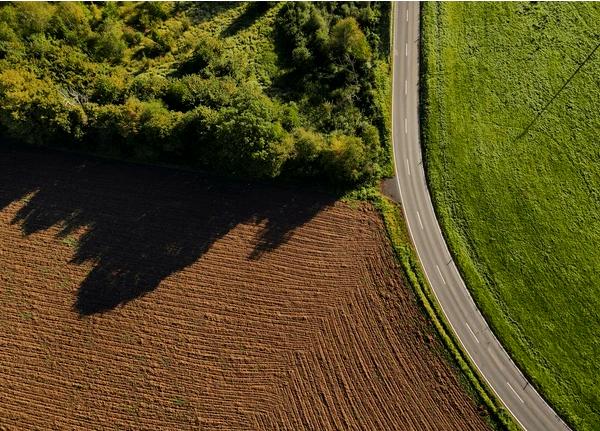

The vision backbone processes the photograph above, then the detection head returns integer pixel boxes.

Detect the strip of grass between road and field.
[376,193,520,431]
[345,187,521,431]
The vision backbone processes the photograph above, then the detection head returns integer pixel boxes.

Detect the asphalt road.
[391,3,571,431]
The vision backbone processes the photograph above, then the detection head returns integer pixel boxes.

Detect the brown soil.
[0,149,490,431]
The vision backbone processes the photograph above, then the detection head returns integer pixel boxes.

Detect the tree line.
[0,2,391,185]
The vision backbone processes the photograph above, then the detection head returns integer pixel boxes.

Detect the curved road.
[391,3,570,431]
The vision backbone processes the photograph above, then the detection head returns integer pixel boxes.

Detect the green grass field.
[421,3,600,430]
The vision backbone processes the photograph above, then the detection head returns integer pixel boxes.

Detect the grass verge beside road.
[375,193,519,431]
[346,187,519,431]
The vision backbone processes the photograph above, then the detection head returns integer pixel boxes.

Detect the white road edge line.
[436,265,447,285]
[405,159,411,176]
[389,6,553,430]
[466,322,479,344]
[416,210,424,230]
[507,382,525,404]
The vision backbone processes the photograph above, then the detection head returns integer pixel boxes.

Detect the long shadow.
[220,2,274,38]
[0,148,337,315]
[515,40,600,141]
[176,2,240,26]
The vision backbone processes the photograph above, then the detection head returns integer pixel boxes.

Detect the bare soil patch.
[0,149,490,430]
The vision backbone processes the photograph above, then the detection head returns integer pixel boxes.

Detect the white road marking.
[405,159,411,176]
[436,265,447,285]
[406,9,409,22]
[391,10,565,431]
[507,382,525,404]
[405,79,408,95]
[404,118,408,134]
[466,322,479,343]
[405,43,408,57]
[416,210,424,230]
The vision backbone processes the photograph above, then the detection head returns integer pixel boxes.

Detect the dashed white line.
[405,43,408,57]
[404,118,407,134]
[465,322,479,343]
[507,382,525,404]
[405,79,407,95]
[436,265,447,285]
[406,9,409,22]
[416,210,424,230]
[405,159,411,176]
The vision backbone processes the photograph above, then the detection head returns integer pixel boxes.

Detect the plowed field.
[0,149,490,431]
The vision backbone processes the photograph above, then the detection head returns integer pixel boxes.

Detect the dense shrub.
[0,2,391,186]
[92,18,126,63]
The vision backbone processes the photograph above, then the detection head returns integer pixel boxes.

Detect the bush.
[324,133,367,183]
[130,2,173,31]
[0,68,86,146]
[138,99,182,158]
[291,127,326,178]
[165,75,236,111]
[92,19,126,63]
[49,2,91,46]
[329,17,372,63]
[177,35,223,75]
[92,72,127,104]
[213,87,293,178]
[13,2,54,37]
[129,73,169,101]
[0,1,391,186]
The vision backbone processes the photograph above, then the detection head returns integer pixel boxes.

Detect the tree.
[177,35,223,76]
[92,18,126,63]
[329,17,371,63]
[213,85,293,178]
[324,133,367,183]
[49,2,91,46]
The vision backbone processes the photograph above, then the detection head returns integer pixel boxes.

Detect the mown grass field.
[421,3,600,430]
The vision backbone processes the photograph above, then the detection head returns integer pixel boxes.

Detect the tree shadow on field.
[0,147,336,315]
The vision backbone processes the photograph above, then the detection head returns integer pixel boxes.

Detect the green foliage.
[165,75,236,111]
[49,2,91,46]
[324,134,366,183]
[92,72,127,104]
[422,3,600,429]
[92,18,126,63]
[330,17,371,62]
[13,2,54,37]
[129,73,169,100]
[213,86,292,178]
[0,68,86,146]
[130,1,173,31]
[178,35,223,75]
[0,1,391,186]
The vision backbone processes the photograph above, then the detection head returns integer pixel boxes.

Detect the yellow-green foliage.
[0,1,392,185]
